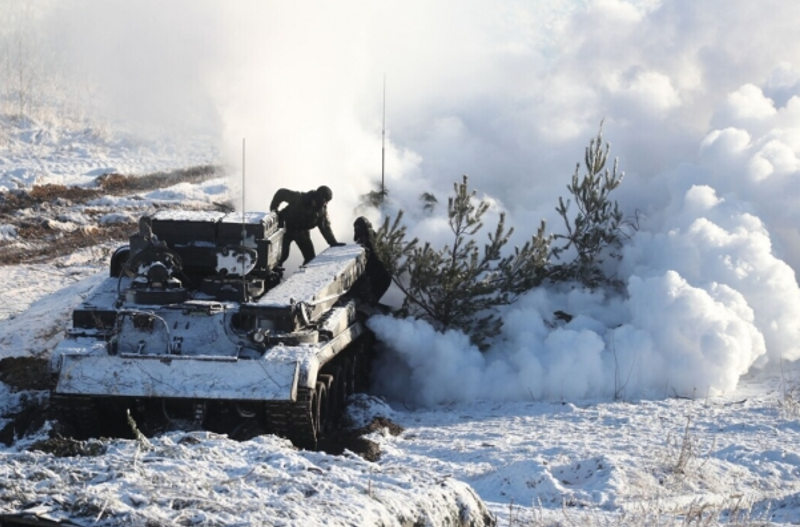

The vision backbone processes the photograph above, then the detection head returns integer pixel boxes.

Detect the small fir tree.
[550,124,625,289]
[359,187,389,210]
[374,175,550,349]
[419,192,438,214]
[373,210,419,280]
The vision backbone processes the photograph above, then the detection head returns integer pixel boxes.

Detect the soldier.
[270,185,345,266]
[352,216,392,304]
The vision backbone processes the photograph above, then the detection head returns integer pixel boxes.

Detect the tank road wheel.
[275,388,316,450]
[311,381,329,446]
[320,368,344,429]
[351,343,372,393]
[315,377,333,433]
[229,415,269,441]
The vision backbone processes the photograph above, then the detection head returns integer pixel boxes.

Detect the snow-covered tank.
[50,210,378,448]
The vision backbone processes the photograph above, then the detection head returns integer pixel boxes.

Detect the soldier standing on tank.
[270,185,345,266]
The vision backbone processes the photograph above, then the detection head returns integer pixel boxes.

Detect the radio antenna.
[241,137,247,298]
[381,75,386,197]
[241,138,246,222]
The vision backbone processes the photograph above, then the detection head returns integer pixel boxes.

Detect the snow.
[2,432,491,527]
[0,117,216,193]
[54,353,298,401]
[5,196,800,527]
[256,245,366,307]
[3,0,800,525]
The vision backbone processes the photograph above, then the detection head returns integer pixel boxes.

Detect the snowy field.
[2,113,800,526]
[3,1,800,525]
[2,266,800,526]
[2,254,800,526]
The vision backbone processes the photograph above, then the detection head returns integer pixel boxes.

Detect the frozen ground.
[0,114,495,526]
[2,114,800,526]
[4,0,800,523]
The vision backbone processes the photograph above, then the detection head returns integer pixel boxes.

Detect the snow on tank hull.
[50,210,377,448]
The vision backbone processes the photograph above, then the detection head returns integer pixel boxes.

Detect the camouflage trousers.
[280,229,316,265]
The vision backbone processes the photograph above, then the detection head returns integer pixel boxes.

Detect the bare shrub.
[669,417,698,476]
[28,184,100,202]
[97,165,219,193]
[779,360,800,419]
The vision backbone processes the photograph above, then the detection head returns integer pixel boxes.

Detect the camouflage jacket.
[269,188,338,245]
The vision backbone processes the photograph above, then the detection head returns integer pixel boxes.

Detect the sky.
[3,0,800,405]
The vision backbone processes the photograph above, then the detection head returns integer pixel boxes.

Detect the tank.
[49,210,379,449]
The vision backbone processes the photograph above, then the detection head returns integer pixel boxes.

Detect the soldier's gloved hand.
[331,242,346,247]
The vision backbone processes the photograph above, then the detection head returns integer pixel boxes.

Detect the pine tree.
[419,192,438,213]
[359,187,389,210]
[374,175,550,349]
[550,124,625,289]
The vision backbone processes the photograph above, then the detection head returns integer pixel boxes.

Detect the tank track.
[264,387,317,449]
[263,333,375,449]
[50,394,133,440]
[51,335,376,449]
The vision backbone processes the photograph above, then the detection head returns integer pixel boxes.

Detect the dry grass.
[506,497,772,527]
[96,165,218,193]
[0,222,134,265]
[0,165,220,265]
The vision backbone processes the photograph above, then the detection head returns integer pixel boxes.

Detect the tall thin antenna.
[241,138,246,222]
[241,138,247,297]
[381,74,386,197]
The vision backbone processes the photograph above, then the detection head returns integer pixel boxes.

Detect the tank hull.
[50,210,379,448]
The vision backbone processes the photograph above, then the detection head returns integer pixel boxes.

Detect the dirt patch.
[27,436,107,457]
[0,165,222,265]
[0,357,52,446]
[0,356,51,391]
[28,184,102,203]
[321,416,405,462]
[1,223,134,265]
[97,165,219,193]
[0,165,219,215]
[0,392,48,446]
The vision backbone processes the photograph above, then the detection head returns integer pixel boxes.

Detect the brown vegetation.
[0,165,221,265]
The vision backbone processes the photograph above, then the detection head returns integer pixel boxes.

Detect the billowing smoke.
[366,0,800,405]
[13,0,800,402]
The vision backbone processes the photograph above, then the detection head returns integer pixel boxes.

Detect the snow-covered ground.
[0,116,217,193]
[4,1,800,524]
[2,114,800,527]
[3,265,800,526]
[0,114,498,526]
[3,268,800,526]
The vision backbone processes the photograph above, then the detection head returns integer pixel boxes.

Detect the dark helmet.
[354,216,373,231]
[354,216,373,242]
[316,185,333,203]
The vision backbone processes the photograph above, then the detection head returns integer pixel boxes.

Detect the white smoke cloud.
[368,0,800,405]
[12,0,800,403]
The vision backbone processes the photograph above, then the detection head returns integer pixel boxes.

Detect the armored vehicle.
[50,210,379,448]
